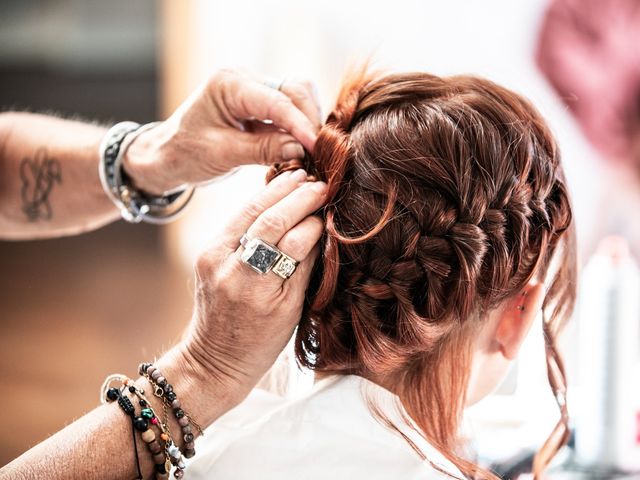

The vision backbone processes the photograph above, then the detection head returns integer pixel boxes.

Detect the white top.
[185,375,463,480]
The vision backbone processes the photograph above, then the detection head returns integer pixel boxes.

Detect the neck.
[313,369,401,396]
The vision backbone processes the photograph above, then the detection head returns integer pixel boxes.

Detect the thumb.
[223,129,306,167]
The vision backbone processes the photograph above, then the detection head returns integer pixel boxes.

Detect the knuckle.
[260,212,288,234]
[307,215,325,231]
[212,261,248,303]
[216,268,238,300]
[208,71,224,89]
[255,135,274,164]
[194,252,215,280]
[280,234,305,259]
[271,93,295,112]
[211,68,236,91]
[231,263,275,305]
[286,83,309,101]
[241,200,265,223]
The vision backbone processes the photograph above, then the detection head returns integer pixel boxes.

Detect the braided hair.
[267,70,576,479]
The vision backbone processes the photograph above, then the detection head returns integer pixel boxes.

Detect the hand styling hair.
[267,70,576,479]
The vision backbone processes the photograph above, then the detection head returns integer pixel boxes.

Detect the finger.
[242,120,280,134]
[218,74,317,152]
[277,215,324,262]
[284,245,320,299]
[221,168,308,250]
[233,212,323,288]
[244,181,328,246]
[221,129,305,167]
[279,80,323,130]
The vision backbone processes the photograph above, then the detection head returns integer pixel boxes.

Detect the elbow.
[0,112,15,166]
[0,112,18,209]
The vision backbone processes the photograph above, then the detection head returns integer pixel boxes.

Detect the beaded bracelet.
[127,380,187,479]
[102,375,177,479]
[139,363,204,459]
[104,384,143,480]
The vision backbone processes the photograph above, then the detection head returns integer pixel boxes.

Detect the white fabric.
[185,375,464,480]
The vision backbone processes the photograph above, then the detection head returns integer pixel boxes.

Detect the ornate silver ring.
[240,234,299,279]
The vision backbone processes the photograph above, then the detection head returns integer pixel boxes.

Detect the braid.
[267,70,576,480]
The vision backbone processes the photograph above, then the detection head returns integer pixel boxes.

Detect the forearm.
[0,112,119,240]
[0,346,241,480]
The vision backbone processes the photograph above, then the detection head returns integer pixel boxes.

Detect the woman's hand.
[157,169,326,424]
[123,70,322,195]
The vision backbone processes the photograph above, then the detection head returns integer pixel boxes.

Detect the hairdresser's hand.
[122,69,322,195]
[162,169,326,420]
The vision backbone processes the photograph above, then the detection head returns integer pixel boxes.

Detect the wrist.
[151,344,245,429]
[122,122,176,196]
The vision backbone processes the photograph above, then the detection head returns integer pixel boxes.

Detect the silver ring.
[240,234,250,248]
[263,77,286,91]
[239,234,298,279]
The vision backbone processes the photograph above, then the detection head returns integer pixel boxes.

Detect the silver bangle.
[99,121,195,224]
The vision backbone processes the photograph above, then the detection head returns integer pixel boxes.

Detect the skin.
[466,281,546,405]
[0,69,326,478]
[365,281,547,406]
[0,69,322,240]
[0,169,328,479]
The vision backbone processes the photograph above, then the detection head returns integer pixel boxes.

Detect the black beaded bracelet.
[139,363,203,460]
[103,375,174,479]
[104,383,144,480]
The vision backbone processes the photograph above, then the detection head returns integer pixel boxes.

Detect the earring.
[517,291,527,312]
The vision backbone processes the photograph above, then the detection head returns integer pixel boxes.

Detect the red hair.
[268,70,576,479]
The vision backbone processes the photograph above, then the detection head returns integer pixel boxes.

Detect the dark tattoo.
[20,148,62,221]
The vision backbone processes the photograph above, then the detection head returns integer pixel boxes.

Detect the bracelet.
[139,363,204,459]
[98,121,195,224]
[103,375,185,479]
[102,365,202,479]
[101,376,144,480]
[128,381,184,479]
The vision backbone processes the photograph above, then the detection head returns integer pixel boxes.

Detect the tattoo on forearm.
[20,148,62,221]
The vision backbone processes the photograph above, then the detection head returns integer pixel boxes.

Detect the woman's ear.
[495,281,545,360]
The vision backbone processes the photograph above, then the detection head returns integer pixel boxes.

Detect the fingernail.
[310,181,327,193]
[291,169,307,182]
[281,142,305,160]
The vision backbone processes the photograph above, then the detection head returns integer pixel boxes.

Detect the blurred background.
[1,0,639,477]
